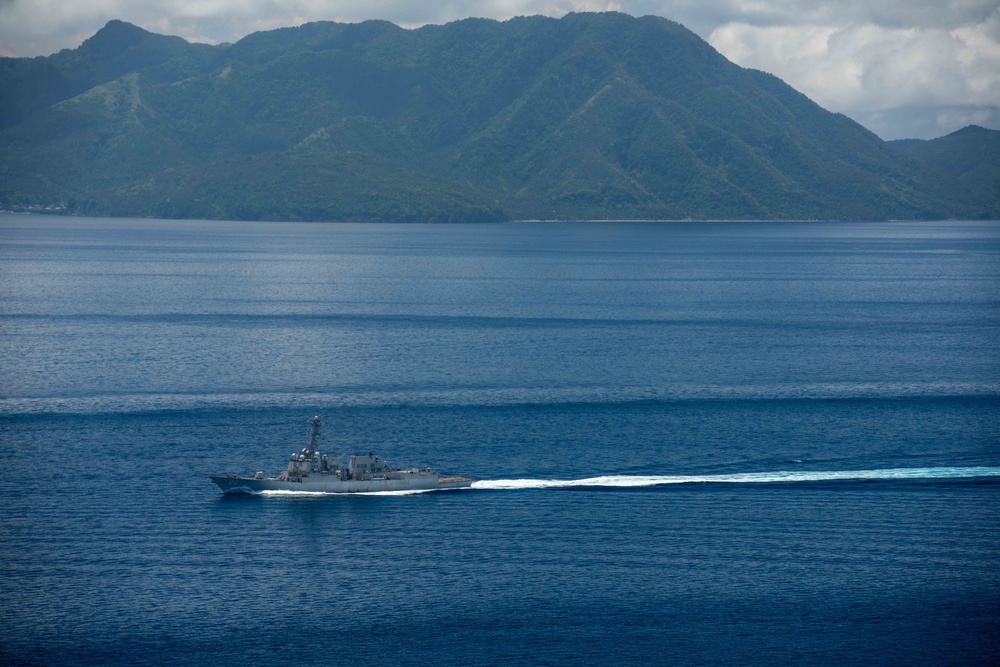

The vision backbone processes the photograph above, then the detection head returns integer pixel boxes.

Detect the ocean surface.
[1,215,998,665]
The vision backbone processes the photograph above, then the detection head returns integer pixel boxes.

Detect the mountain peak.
[946,124,990,138]
[99,19,149,35]
[80,20,155,58]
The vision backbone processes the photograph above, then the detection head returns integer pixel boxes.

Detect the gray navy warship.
[211,416,473,494]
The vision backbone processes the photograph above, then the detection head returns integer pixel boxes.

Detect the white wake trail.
[470,466,1000,490]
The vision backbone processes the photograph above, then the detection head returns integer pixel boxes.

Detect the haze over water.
[1,215,998,665]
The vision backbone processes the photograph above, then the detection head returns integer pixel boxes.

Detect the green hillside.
[889,126,1000,218]
[0,14,989,221]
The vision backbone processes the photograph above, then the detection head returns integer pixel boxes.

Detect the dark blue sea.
[1,215,998,666]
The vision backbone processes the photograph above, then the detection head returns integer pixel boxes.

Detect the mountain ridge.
[1,14,995,221]
[889,125,999,212]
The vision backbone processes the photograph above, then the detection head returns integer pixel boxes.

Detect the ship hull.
[210,474,472,494]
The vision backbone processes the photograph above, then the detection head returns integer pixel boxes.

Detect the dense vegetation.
[0,14,994,221]
[889,126,1000,218]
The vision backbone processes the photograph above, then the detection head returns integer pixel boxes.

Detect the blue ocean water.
[1,215,998,665]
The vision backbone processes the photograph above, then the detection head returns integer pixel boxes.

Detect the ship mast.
[302,415,322,459]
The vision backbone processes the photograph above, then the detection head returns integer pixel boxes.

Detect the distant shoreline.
[2,211,970,224]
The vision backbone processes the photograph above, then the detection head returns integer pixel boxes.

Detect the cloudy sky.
[1,0,998,140]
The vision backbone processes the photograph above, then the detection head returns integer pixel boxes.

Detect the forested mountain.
[0,14,993,221]
[889,126,1000,218]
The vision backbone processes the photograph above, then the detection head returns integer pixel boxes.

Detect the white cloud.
[707,8,1000,138]
[1,0,998,138]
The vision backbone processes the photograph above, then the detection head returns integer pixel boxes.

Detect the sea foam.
[470,467,1000,490]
